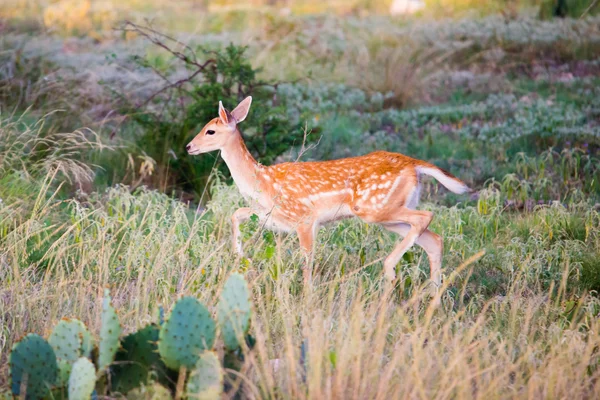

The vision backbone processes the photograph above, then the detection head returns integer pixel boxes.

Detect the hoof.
[426,280,442,306]
[303,272,312,285]
[427,279,441,294]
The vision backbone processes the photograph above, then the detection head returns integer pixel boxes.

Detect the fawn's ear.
[231,96,252,123]
[218,101,235,128]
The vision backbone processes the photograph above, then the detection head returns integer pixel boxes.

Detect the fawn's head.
[186,96,252,155]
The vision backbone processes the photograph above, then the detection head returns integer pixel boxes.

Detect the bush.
[115,23,311,199]
[539,0,600,19]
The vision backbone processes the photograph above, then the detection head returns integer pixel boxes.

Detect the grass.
[1,1,600,398]
[1,173,600,397]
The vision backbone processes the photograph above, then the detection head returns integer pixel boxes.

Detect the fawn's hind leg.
[383,223,443,289]
[377,208,434,281]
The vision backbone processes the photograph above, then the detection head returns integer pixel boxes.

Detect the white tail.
[417,166,471,194]
[187,97,471,289]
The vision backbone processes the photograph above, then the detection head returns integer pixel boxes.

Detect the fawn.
[186,97,470,288]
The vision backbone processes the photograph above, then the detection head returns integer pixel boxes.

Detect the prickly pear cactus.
[98,288,122,372]
[186,352,223,400]
[56,359,73,387]
[111,324,169,393]
[217,273,251,351]
[9,334,58,399]
[49,318,92,385]
[127,383,173,400]
[68,357,96,400]
[158,297,216,370]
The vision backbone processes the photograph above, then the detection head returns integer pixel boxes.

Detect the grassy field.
[1,1,600,398]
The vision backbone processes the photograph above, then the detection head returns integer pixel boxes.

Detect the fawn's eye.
[206,130,215,135]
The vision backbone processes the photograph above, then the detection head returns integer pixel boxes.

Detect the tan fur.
[187,97,470,287]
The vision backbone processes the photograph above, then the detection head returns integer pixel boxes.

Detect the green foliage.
[218,273,252,351]
[121,35,308,197]
[579,252,600,292]
[186,352,223,400]
[158,297,216,370]
[68,358,96,400]
[539,0,600,19]
[98,288,122,373]
[9,334,58,399]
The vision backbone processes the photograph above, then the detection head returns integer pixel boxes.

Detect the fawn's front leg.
[231,207,254,256]
[296,222,317,284]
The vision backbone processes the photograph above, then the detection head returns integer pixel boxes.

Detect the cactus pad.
[111,324,169,393]
[186,352,223,400]
[49,319,83,363]
[98,288,122,372]
[50,319,92,386]
[68,357,96,400]
[9,334,58,399]
[57,359,73,387]
[217,273,251,351]
[158,297,216,370]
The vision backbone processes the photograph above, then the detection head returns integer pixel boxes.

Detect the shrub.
[539,0,600,19]
[115,23,311,198]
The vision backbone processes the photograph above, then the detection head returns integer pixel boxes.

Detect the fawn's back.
[261,151,426,225]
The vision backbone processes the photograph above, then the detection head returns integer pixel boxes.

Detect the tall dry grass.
[1,170,600,397]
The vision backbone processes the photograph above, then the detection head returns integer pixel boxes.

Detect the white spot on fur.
[360,189,371,202]
[381,176,402,207]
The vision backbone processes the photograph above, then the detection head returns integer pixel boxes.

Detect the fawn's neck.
[220,131,263,200]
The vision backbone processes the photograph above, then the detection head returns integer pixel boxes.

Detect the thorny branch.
[294,122,321,162]
[119,21,216,109]
[119,21,305,114]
